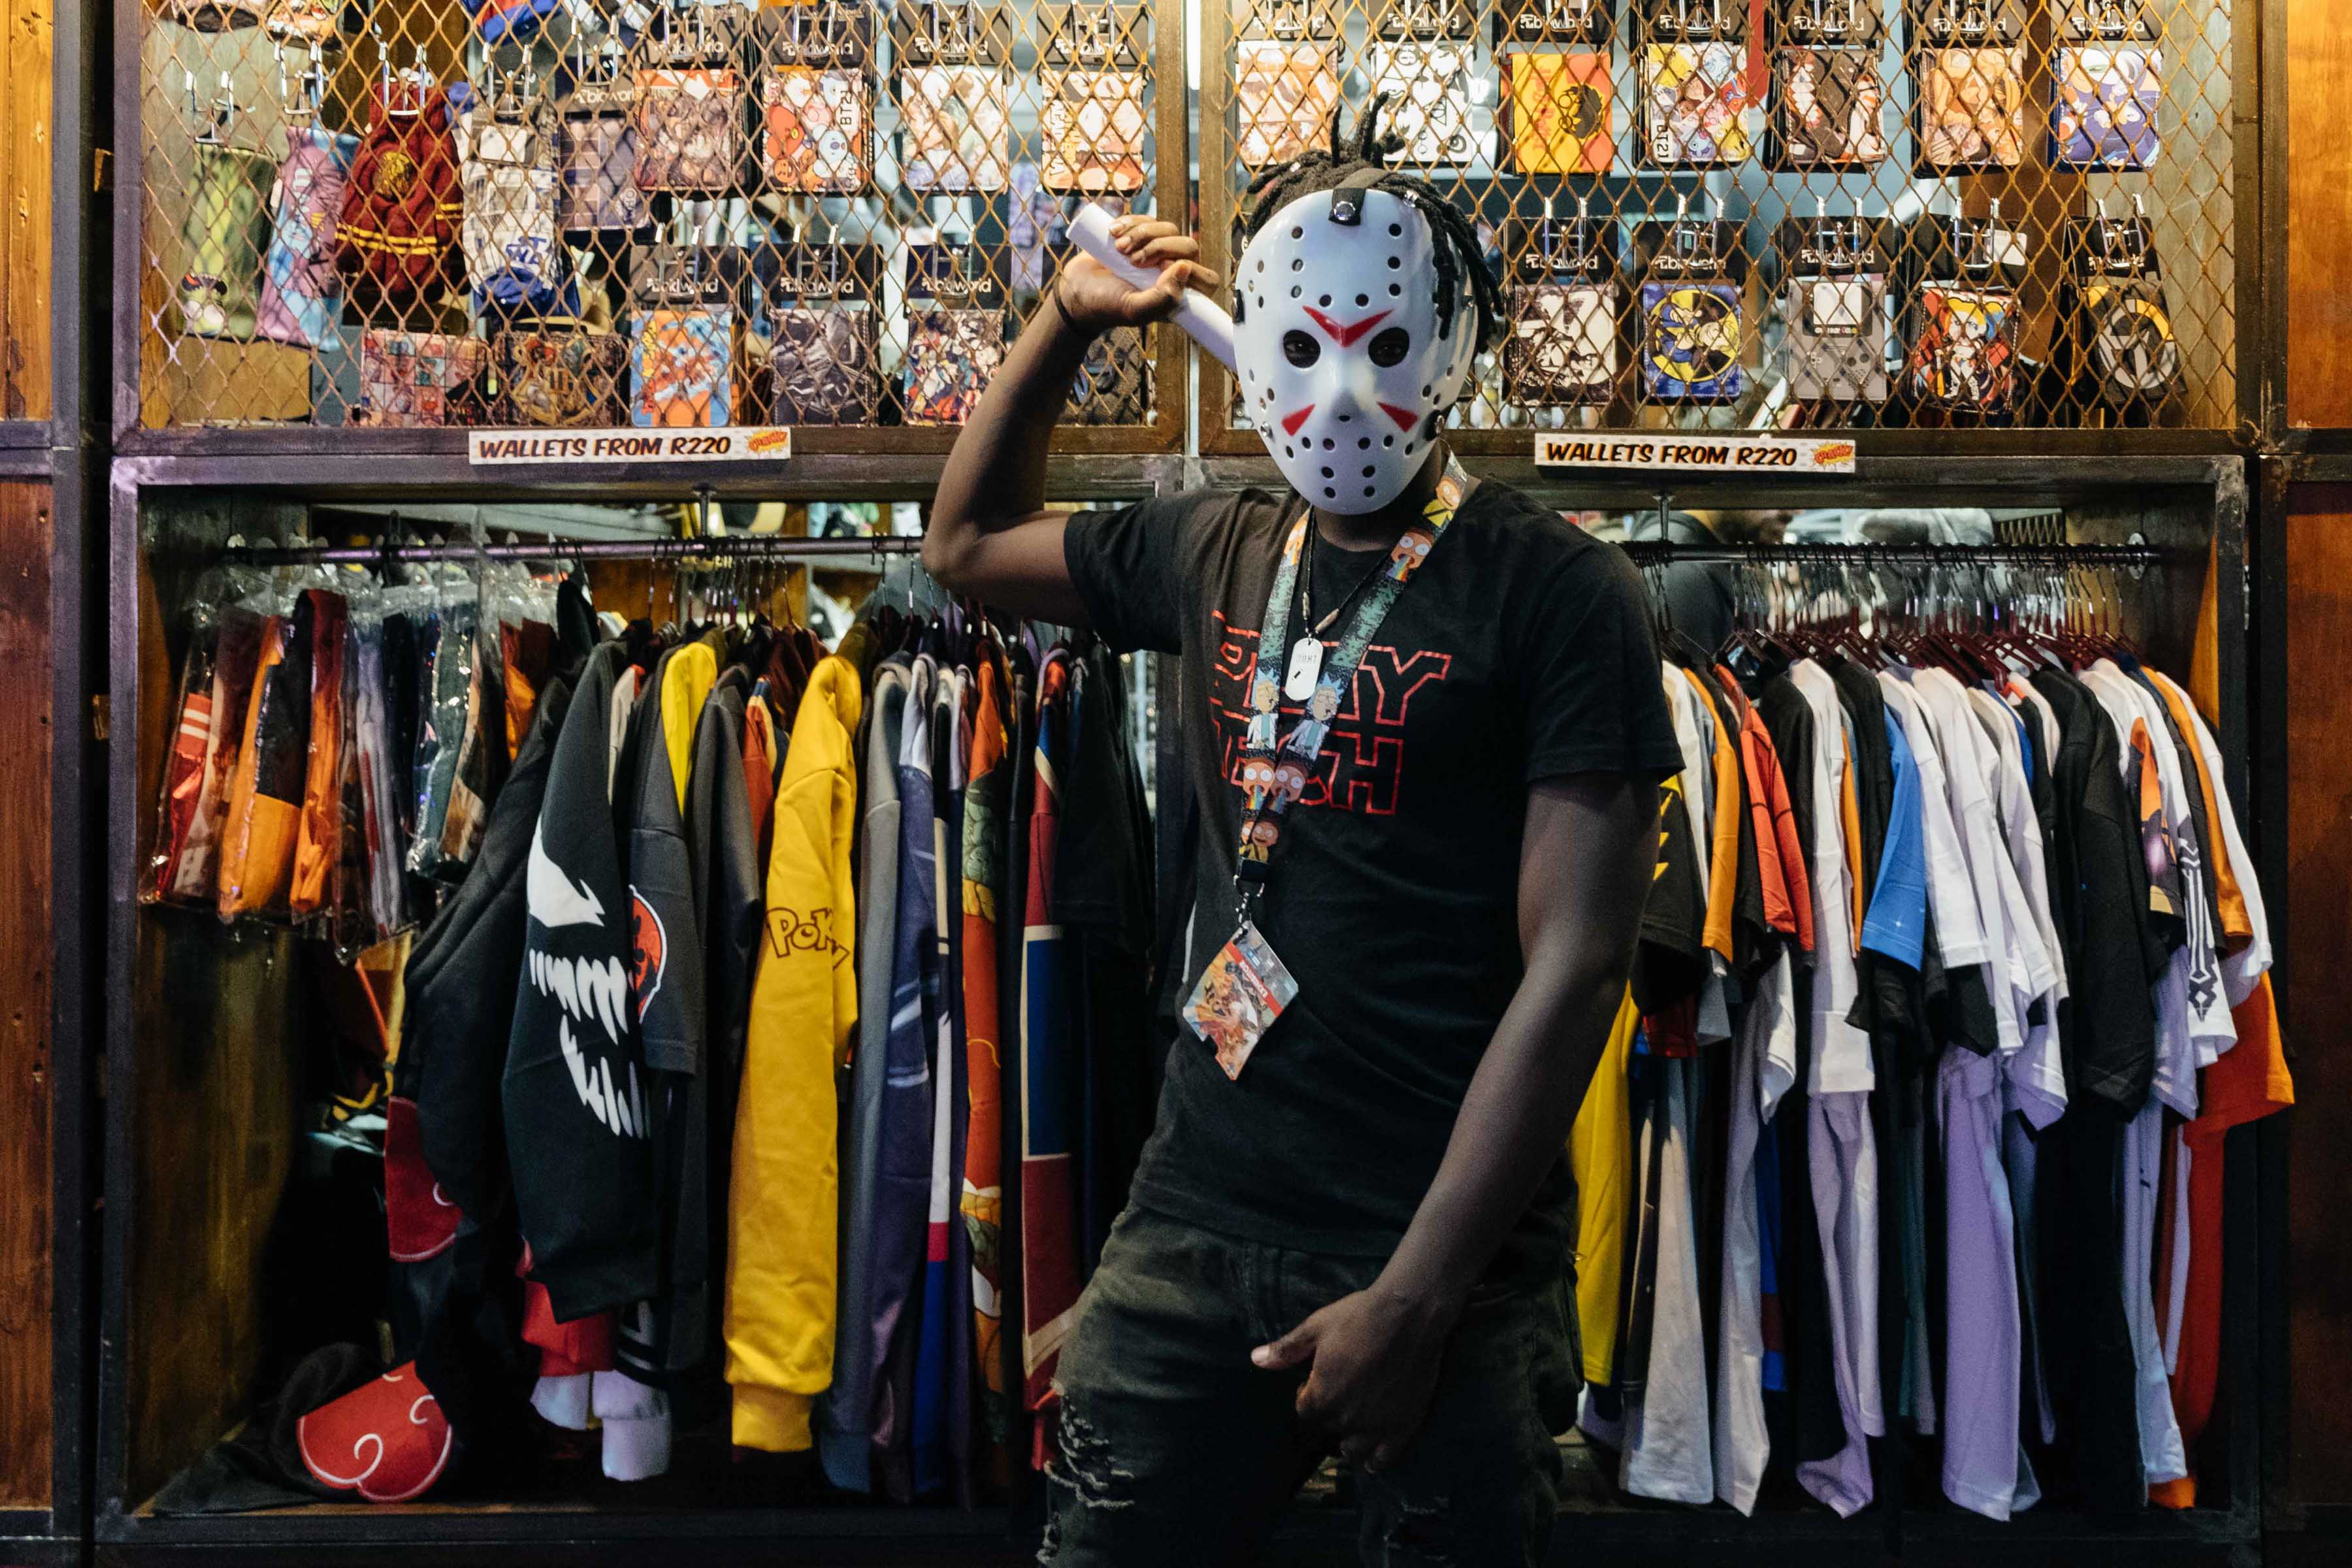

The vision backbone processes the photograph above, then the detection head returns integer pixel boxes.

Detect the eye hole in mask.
[1283,329,1321,367]
[1367,327,1412,367]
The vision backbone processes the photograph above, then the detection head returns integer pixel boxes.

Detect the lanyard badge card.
[1904,206,2025,414]
[1772,0,1888,169]
[1039,3,1151,195]
[2061,197,2179,407]
[1914,0,2027,170]
[759,0,873,193]
[1186,458,1477,1078]
[1495,0,1613,176]
[2051,1,2161,170]
[1504,199,1622,412]
[632,3,744,195]
[1639,203,1745,402]
[1777,208,1890,404]
[1234,0,1343,169]
[896,0,1013,193]
[561,35,650,233]
[768,240,883,425]
[1641,0,1754,167]
[1366,0,1488,167]
[630,238,736,427]
[904,240,1008,426]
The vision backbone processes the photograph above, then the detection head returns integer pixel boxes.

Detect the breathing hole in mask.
[1283,331,1320,367]
[1318,294,1332,307]
[1389,222,1403,236]
[1358,437,1371,448]
[1322,438,1335,449]
[1389,284,1402,297]
[1388,255,1401,269]
[1355,293,1369,306]
[1292,259,1303,271]
[1370,329,1412,368]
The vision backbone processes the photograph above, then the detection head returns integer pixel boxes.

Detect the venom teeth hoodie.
[502,640,657,1323]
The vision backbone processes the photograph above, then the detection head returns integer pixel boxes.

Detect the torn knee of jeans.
[1380,1492,1457,1566]
[1043,1384,1137,1512]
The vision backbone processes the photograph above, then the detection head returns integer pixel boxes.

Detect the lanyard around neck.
[1232,453,1477,910]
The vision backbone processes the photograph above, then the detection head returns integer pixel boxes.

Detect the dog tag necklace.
[1283,523,1393,702]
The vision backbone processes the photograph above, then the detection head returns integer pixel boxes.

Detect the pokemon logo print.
[1210,612,1453,818]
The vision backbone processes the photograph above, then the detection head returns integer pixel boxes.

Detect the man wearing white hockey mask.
[926,102,1680,1567]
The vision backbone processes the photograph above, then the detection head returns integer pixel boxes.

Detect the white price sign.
[1533,432,1856,477]
[468,427,796,466]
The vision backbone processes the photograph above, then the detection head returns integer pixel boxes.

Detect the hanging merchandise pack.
[559,38,651,233]
[1777,212,1891,404]
[359,329,489,427]
[255,82,361,348]
[2058,201,2181,407]
[1641,0,1754,167]
[1771,0,1889,168]
[896,1,1015,193]
[634,7,747,196]
[2051,0,2162,169]
[1064,319,1149,425]
[1232,0,1341,169]
[631,242,738,427]
[759,0,874,193]
[768,242,884,425]
[496,317,633,428]
[1037,3,1150,195]
[904,241,1007,427]
[1495,0,1614,176]
[458,76,568,315]
[335,78,465,317]
[1914,0,2027,169]
[216,582,316,923]
[1637,210,1745,402]
[1366,0,1488,167]
[178,74,275,340]
[1906,208,2027,414]
[1503,206,1621,410]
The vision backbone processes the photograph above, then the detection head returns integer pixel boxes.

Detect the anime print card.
[1185,921,1299,1080]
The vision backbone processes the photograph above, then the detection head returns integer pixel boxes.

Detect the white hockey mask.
[1232,182,1479,514]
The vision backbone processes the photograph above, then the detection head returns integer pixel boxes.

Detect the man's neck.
[1309,444,1447,552]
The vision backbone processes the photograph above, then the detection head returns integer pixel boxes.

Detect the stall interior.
[112,484,2276,1550]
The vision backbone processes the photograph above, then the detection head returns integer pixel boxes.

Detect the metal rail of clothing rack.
[214,536,2167,568]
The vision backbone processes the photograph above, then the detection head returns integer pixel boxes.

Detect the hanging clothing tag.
[1184,920,1299,1080]
[1282,635,1324,702]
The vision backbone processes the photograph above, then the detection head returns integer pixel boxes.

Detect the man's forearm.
[1371,946,1626,1335]
[930,299,1094,543]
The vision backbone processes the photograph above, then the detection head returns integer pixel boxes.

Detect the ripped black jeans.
[1039,1207,1582,1567]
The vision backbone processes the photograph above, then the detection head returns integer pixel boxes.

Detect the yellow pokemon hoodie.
[725,653,862,1451]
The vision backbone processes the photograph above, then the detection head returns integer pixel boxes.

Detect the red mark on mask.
[1280,404,1316,436]
[1303,306,1392,348]
[1379,402,1421,431]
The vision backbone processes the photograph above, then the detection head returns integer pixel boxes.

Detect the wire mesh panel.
[1199,0,2240,452]
[132,0,1184,444]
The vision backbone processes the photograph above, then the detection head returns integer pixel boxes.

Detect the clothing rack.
[1613,540,2161,568]
[218,536,2163,570]
[221,534,934,567]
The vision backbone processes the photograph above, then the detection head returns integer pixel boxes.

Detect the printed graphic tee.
[1065,480,1683,1254]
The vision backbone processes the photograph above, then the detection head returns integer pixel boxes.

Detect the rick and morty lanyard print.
[1185,452,1475,1078]
[1235,451,1475,898]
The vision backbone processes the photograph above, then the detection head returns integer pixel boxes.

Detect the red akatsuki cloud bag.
[383,1096,462,1263]
[297,1363,455,1503]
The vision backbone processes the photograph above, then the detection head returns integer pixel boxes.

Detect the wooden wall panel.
[0,0,48,421]
[2283,493,2352,1507]
[0,482,52,1509]
[2288,0,2352,429]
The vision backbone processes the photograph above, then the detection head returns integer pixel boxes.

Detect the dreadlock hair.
[1239,95,1505,355]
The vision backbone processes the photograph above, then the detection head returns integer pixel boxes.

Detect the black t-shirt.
[1063,480,1684,1254]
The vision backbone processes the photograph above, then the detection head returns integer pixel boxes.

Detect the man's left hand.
[1250,1286,1460,1470]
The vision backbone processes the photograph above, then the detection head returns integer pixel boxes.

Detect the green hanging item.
[180,141,274,340]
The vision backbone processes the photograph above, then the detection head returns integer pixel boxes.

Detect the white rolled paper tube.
[1065,203,1238,374]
